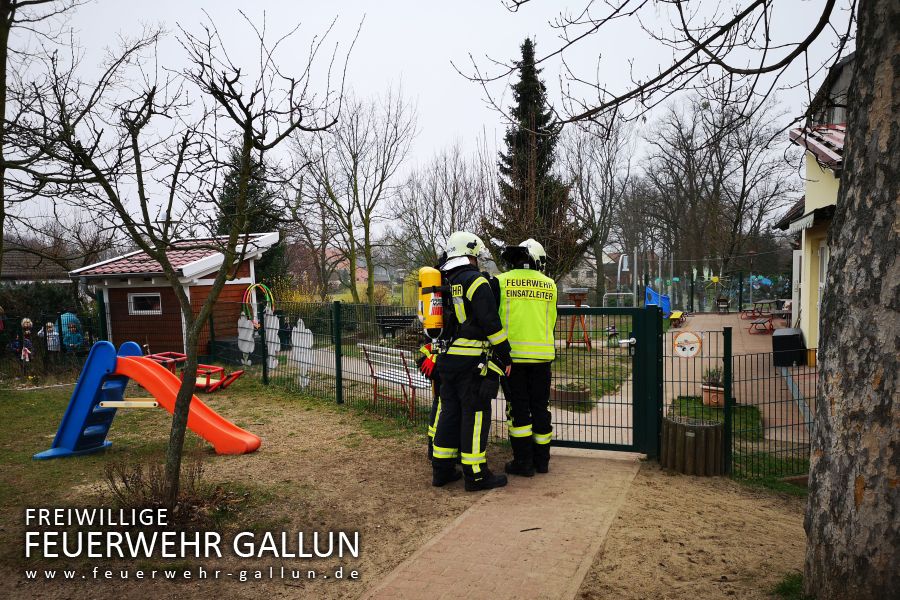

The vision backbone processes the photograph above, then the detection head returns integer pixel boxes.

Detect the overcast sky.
[59,0,853,168]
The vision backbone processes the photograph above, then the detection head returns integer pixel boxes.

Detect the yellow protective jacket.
[495,269,558,363]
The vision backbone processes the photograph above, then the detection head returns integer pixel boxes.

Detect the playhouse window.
[128,293,162,315]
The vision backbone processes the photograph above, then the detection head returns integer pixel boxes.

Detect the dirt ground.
[578,463,806,600]
[1,382,805,600]
[1,383,510,599]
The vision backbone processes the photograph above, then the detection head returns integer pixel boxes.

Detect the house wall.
[191,284,246,351]
[107,286,184,352]
[799,223,829,349]
[805,153,840,211]
[104,258,255,354]
[798,151,840,351]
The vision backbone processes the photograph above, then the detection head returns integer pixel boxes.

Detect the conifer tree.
[483,38,592,279]
[215,148,286,283]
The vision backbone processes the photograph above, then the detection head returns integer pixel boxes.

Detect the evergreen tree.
[215,149,287,284]
[483,38,592,279]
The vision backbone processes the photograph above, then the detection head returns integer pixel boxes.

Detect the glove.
[416,344,437,379]
[491,343,512,372]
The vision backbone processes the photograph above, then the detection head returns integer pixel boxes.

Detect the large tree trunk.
[804,1,899,597]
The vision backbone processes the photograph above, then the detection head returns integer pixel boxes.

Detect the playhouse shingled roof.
[70,233,279,280]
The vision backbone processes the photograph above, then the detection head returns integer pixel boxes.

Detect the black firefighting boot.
[464,467,508,492]
[504,436,535,477]
[432,460,462,487]
[533,440,551,474]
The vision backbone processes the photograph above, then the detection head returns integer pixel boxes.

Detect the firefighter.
[494,239,557,475]
[431,231,512,491]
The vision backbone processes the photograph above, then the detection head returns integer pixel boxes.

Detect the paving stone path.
[363,454,640,600]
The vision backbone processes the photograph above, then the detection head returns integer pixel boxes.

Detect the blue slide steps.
[34,341,142,460]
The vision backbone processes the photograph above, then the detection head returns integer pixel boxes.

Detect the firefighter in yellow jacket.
[494,239,558,475]
[431,231,512,491]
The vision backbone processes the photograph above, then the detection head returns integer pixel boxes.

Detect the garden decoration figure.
[38,322,61,352]
[63,321,83,353]
[287,318,314,388]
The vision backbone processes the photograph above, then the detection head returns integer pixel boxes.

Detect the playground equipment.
[33,341,261,459]
[143,350,245,393]
[242,283,275,327]
[564,288,592,350]
[644,286,672,318]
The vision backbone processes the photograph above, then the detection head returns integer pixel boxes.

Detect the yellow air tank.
[418,266,444,338]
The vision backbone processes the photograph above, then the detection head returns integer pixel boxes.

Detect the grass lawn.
[670,395,764,441]
[552,348,631,400]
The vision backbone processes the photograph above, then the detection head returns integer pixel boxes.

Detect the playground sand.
[577,463,806,600]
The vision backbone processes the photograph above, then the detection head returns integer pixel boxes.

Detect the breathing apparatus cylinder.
[417,266,444,339]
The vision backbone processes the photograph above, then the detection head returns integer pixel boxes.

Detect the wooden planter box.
[661,416,725,476]
[701,384,725,407]
[550,385,590,405]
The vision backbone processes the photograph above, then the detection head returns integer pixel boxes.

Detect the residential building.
[775,53,852,351]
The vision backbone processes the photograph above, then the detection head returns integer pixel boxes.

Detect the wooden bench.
[358,343,431,418]
[748,317,774,334]
[668,311,686,328]
[374,314,417,339]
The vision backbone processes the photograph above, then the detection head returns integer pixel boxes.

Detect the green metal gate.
[494,305,663,457]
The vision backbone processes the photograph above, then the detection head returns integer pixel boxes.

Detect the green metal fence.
[663,325,815,479]
[1,297,812,480]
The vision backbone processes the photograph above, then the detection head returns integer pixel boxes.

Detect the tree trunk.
[164,324,200,507]
[0,4,10,282]
[804,1,899,597]
[364,221,375,307]
[593,240,606,303]
[346,244,361,304]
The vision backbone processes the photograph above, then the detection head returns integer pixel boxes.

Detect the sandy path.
[577,464,806,599]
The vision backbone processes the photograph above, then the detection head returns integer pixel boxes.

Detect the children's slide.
[645,286,673,318]
[34,341,260,460]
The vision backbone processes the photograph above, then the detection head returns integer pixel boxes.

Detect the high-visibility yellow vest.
[496,269,558,363]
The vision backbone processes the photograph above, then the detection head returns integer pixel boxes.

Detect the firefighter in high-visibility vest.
[431,231,512,491]
[494,239,558,475]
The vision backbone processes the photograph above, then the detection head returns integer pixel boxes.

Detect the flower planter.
[550,385,590,405]
[701,384,725,407]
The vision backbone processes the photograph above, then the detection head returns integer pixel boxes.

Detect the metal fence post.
[332,300,343,405]
[738,272,744,312]
[723,326,733,475]
[97,297,108,341]
[259,300,269,385]
[689,271,695,313]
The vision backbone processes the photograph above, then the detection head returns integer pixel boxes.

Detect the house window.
[128,292,162,315]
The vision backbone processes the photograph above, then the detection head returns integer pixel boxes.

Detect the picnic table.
[741,298,778,320]
[770,309,792,327]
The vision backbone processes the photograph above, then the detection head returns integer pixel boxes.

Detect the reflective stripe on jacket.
[496,269,558,363]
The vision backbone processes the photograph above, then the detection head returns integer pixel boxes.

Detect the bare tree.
[640,93,794,272]
[0,0,84,279]
[385,141,486,271]
[559,119,632,297]
[298,89,416,305]
[471,2,897,597]
[287,177,343,300]
[26,14,348,505]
